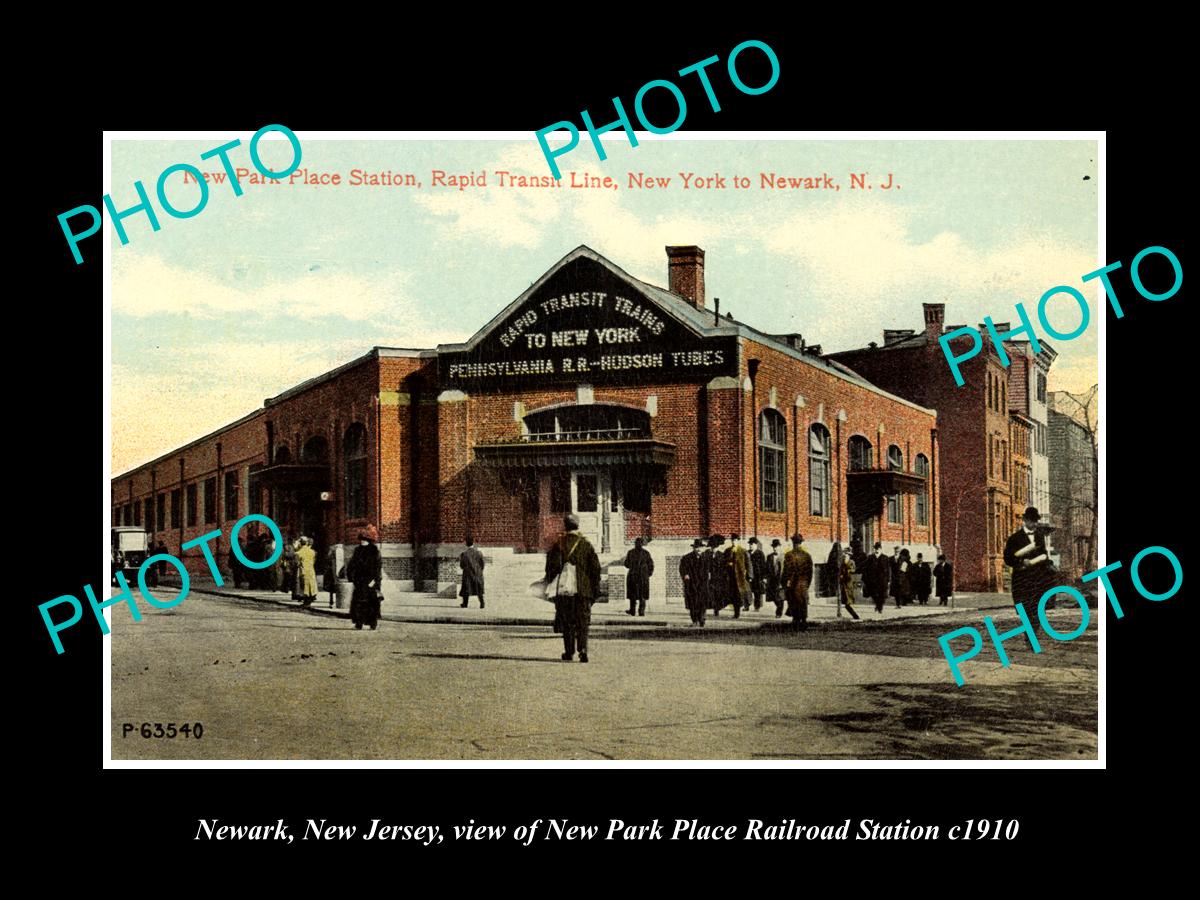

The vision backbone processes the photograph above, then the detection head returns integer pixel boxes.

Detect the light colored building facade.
[1006,339,1058,521]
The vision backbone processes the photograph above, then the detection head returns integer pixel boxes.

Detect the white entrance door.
[571,470,623,555]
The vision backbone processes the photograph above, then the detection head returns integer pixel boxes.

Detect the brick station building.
[828,308,1059,592]
[111,245,939,609]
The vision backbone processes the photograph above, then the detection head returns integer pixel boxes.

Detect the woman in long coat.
[346,525,383,629]
[295,537,319,606]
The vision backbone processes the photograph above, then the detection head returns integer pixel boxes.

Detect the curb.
[189,586,1008,633]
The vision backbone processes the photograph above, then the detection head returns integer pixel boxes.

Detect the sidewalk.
[180,579,1013,632]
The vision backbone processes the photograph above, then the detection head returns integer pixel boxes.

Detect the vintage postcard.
[107,134,1100,762]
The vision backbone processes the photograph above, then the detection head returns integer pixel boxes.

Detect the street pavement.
[110,585,1097,761]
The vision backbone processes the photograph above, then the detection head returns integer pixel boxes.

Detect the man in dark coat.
[749,537,767,611]
[782,533,814,630]
[704,535,726,617]
[623,537,654,616]
[229,538,249,589]
[459,536,485,609]
[1004,507,1056,627]
[153,539,169,587]
[546,514,602,663]
[766,538,785,618]
[679,539,706,627]
[862,542,891,614]
[934,554,954,606]
[888,547,901,606]
[913,552,933,605]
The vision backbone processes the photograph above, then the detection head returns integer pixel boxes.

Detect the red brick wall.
[743,340,937,549]
[112,354,395,576]
[830,335,1010,590]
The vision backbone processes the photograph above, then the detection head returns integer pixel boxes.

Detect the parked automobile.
[111,526,149,585]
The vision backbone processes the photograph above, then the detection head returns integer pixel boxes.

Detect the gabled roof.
[436,245,740,353]
[439,244,935,414]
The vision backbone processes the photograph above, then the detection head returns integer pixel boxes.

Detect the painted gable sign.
[439,256,737,389]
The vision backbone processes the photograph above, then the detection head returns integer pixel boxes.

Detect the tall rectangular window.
[576,474,598,512]
[887,445,903,524]
[186,483,198,527]
[204,477,217,524]
[550,473,570,513]
[808,424,831,517]
[224,471,238,521]
[343,424,368,519]
[915,455,929,527]
[1037,372,1047,402]
[171,488,182,528]
[759,410,787,513]
[134,500,142,526]
[156,494,166,531]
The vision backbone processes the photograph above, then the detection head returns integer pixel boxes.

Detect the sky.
[110,136,1099,474]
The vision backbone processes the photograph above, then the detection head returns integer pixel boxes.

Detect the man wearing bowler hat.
[782,533,814,630]
[680,538,707,626]
[862,541,891,614]
[1004,506,1056,641]
[705,535,725,618]
[766,538,785,618]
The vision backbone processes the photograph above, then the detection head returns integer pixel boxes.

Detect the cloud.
[411,144,564,249]
[113,253,415,322]
[762,202,1096,304]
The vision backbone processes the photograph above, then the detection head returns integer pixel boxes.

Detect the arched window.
[809,424,831,517]
[915,453,929,526]
[758,409,787,513]
[887,445,903,524]
[343,423,368,519]
[274,445,291,464]
[301,435,329,463]
[848,435,873,471]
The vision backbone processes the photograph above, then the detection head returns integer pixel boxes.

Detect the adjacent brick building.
[1048,388,1098,583]
[111,245,938,609]
[827,305,1047,591]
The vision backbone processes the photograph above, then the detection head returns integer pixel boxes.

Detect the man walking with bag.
[546,514,602,663]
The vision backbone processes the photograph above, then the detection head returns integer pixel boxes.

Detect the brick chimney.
[666,245,705,308]
[923,302,945,339]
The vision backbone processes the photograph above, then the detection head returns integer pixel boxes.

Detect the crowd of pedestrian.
[858,541,954,613]
[679,533,817,630]
[228,531,320,606]
[213,516,958,663]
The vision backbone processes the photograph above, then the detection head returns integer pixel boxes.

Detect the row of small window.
[758,411,929,526]
[116,472,241,531]
[988,373,1008,413]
